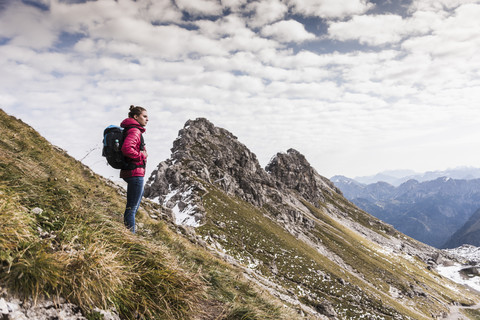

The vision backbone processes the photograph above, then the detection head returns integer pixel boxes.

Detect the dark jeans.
[123,176,144,233]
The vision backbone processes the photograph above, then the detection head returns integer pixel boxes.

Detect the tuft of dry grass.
[0,186,205,318]
[62,242,126,309]
[0,188,34,256]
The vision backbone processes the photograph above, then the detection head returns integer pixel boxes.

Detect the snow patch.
[172,201,199,227]
[163,189,177,205]
[389,286,402,298]
[436,263,480,292]
[247,258,259,269]
[436,245,480,292]
[164,187,200,227]
[375,246,393,256]
[444,244,480,262]
[151,196,161,205]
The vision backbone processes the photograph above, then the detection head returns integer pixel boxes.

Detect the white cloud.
[175,0,223,17]
[221,0,249,13]
[0,2,57,49]
[327,3,479,47]
[93,22,228,59]
[136,0,183,23]
[51,0,137,34]
[261,20,316,43]
[400,4,480,90]
[328,14,408,45]
[195,14,247,38]
[246,0,289,28]
[220,30,281,53]
[195,15,281,53]
[265,80,341,99]
[287,0,374,18]
[409,0,475,12]
[406,10,444,34]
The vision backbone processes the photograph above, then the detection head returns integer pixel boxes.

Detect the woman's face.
[134,111,149,127]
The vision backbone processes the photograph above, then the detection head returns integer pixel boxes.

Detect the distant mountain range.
[349,167,480,186]
[331,175,480,248]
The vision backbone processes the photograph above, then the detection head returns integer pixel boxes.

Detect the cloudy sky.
[1,0,480,181]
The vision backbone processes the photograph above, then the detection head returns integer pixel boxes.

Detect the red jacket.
[120,118,146,178]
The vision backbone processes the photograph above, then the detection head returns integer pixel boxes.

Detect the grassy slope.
[197,182,480,319]
[0,109,298,320]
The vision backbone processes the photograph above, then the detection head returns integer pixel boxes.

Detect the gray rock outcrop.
[144,118,341,229]
[266,148,342,207]
[145,118,280,225]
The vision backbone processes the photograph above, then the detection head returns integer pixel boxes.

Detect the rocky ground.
[0,286,119,320]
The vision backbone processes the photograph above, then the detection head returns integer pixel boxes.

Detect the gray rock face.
[145,118,446,253]
[145,118,339,228]
[266,148,342,207]
[145,118,273,225]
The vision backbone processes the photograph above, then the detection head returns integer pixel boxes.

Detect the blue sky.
[1,0,480,181]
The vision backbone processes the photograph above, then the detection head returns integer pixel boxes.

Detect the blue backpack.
[102,125,145,170]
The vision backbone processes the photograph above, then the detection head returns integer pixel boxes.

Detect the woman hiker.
[120,105,148,233]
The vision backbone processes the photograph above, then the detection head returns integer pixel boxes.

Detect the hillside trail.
[443,302,480,319]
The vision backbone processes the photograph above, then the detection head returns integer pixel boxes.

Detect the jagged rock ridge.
[266,148,342,207]
[145,118,340,228]
[145,118,276,225]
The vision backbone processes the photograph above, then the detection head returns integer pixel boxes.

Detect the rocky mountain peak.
[171,118,238,162]
[173,118,265,177]
[147,119,343,215]
[145,118,277,225]
[146,119,344,227]
[266,148,341,207]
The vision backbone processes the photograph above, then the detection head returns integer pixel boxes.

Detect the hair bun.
[128,105,147,118]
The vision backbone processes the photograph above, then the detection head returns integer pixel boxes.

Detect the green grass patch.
[462,307,480,319]
[197,180,479,319]
[198,185,418,319]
